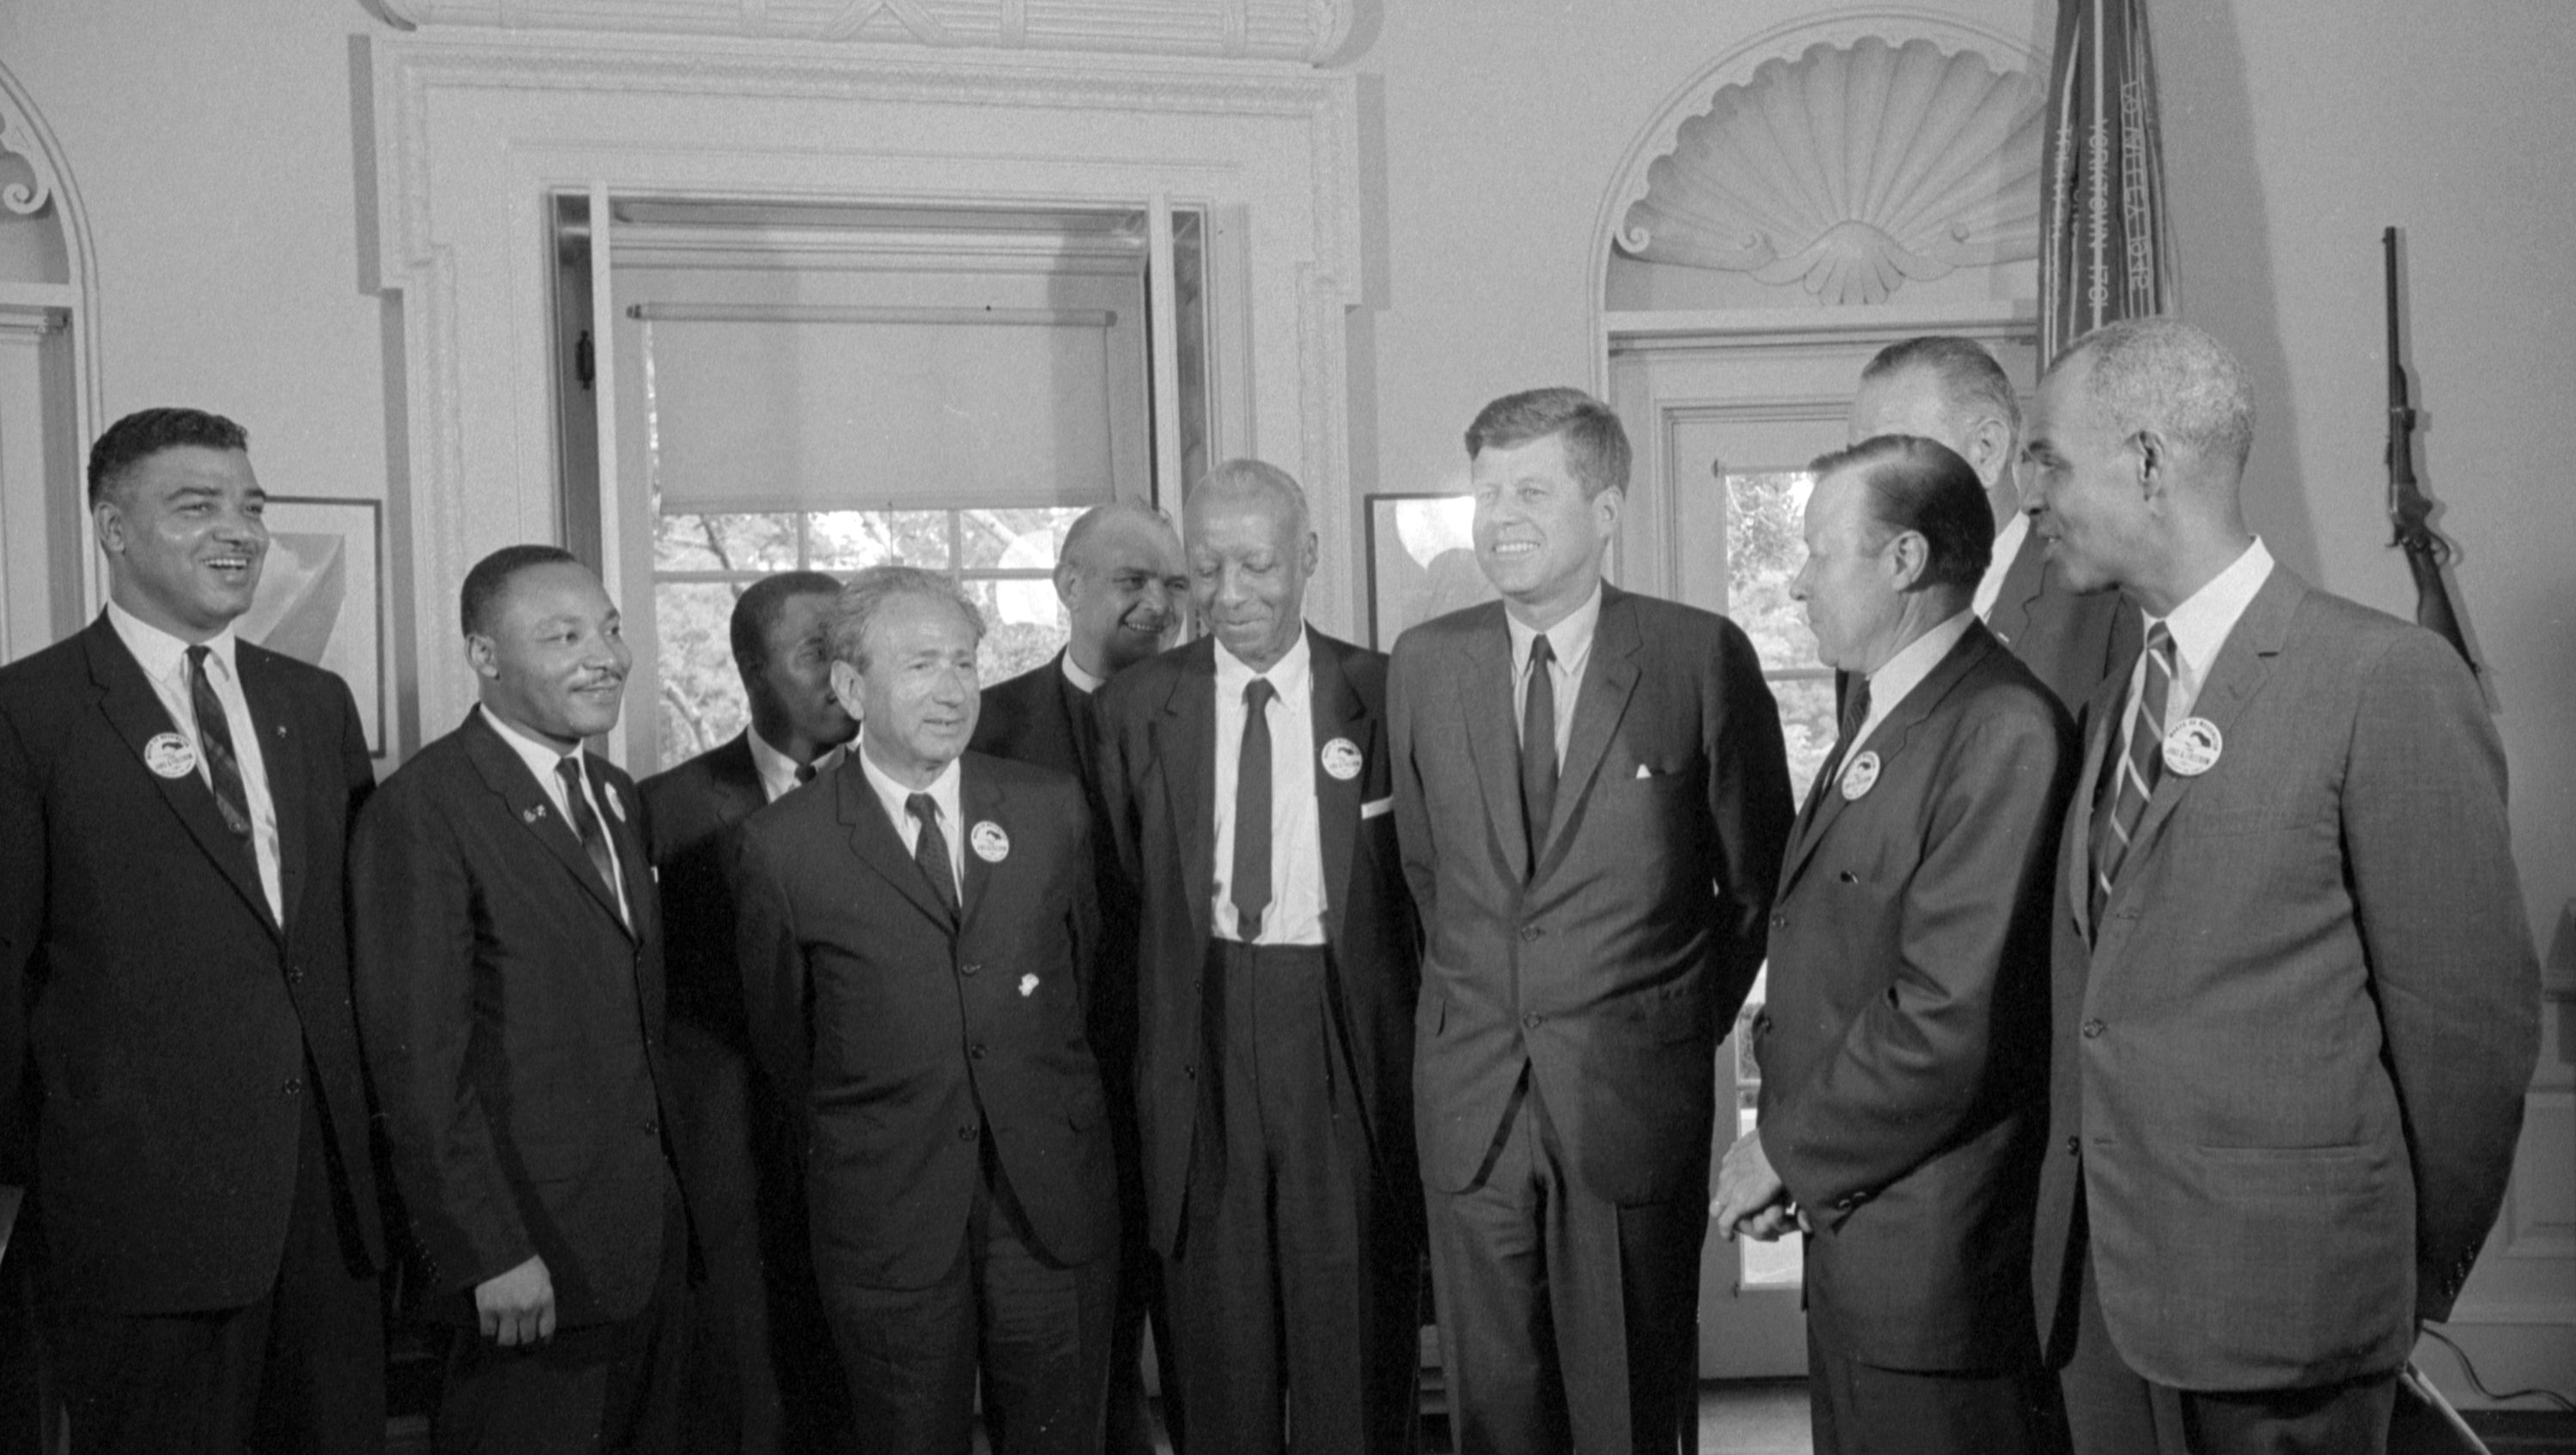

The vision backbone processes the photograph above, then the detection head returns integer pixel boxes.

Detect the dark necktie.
[1231,677,1276,941]
[1809,676,1873,814]
[1520,634,1558,864]
[185,646,254,841]
[556,757,622,912]
[793,761,817,786]
[908,793,961,923]
[2091,622,2176,924]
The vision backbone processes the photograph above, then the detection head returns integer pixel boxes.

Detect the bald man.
[1849,336,2133,714]
[2022,319,2537,1455]
[969,502,1187,1452]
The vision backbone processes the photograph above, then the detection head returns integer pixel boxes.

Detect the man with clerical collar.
[642,569,858,1454]
[967,500,1186,1453]
[1094,461,1425,1452]
[1711,433,2076,1455]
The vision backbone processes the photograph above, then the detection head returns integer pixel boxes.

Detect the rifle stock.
[2382,227,2476,673]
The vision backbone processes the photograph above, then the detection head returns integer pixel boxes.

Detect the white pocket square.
[1635,764,1655,779]
[1361,797,1394,820]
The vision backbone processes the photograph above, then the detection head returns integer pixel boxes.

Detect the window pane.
[966,577,1069,684]
[655,512,796,573]
[1735,1100,1805,1288]
[1772,676,1837,804]
[807,510,951,570]
[1722,470,1819,672]
[959,506,1086,570]
[655,582,752,763]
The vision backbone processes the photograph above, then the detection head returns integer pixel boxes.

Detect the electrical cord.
[2420,1323,2576,1414]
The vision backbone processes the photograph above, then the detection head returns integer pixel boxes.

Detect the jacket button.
[286,967,306,985]
[1183,1064,1196,1080]
[2081,1019,2105,1039]
[961,961,981,976]
[2065,1136,2080,1155]
[643,1119,658,1135]
[957,1124,976,1141]
[1518,925,1541,943]
[969,1044,987,1060]
[1521,1013,1541,1030]
[282,1078,302,1096]
[1771,912,1786,930]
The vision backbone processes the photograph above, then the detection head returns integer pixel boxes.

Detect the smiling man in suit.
[1389,387,1794,1454]
[2021,319,2538,1455]
[0,408,386,1453]
[641,569,855,1455]
[1848,336,2134,715]
[734,565,1118,1455]
[969,500,1186,1454]
[1094,461,1423,1455]
[1710,433,2075,1455]
[354,545,687,1455]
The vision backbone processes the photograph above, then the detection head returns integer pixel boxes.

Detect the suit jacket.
[1094,628,1422,1256]
[641,732,769,1051]
[0,616,384,1313]
[1757,622,2074,1373]
[1984,525,2136,716]
[733,752,1116,1291]
[352,710,680,1328]
[2031,569,2539,1391]
[1389,586,1795,1204]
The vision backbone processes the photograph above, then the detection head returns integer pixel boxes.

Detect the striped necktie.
[2091,622,2175,925]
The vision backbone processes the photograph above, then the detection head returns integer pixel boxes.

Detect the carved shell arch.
[1616,35,2043,306]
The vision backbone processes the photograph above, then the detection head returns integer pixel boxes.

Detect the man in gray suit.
[2022,318,2538,1455]
[1389,387,1794,1454]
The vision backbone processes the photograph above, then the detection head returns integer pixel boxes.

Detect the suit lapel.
[1460,608,1529,883]
[1308,631,1369,949]
[591,761,648,943]
[832,756,954,931]
[1986,526,2050,645]
[957,762,1002,935]
[459,712,629,933]
[1535,590,1643,882]
[235,649,307,935]
[714,734,769,821]
[82,620,278,937]
[1151,640,1219,947]
[2066,655,2128,944]
[1779,626,1996,893]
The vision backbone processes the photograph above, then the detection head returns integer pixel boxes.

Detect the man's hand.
[1710,1127,1797,1242]
[475,1255,556,1346]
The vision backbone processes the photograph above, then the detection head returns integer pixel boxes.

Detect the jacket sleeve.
[1385,632,1439,930]
[731,823,812,1115]
[1701,619,1795,1026]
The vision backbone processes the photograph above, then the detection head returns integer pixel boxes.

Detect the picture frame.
[1364,492,1498,649]
[240,497,387,756]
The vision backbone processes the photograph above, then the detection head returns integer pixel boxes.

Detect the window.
[1722,469,1836,802]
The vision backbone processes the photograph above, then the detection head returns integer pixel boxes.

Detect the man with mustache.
[0,408,386,1452]
[969,500,1188,1452]
[355,544,688,1454]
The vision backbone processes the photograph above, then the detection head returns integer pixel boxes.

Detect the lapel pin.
[1321,737,1363,781]
[1018,973,1040,997]
[523,804,548,824]
[2162,718,2222,777]
[1839,750,1881,801]
[970,821,1010,864]
[143,732,197,779]
[604,782,627,821]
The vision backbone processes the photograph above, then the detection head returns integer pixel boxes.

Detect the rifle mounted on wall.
[2383,226,2477,673]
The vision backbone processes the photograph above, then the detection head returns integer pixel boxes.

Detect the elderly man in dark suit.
[1095,461,1423,1454]
[969,500,1185,1454]
[641,569,855,1455]
[355,545,687,1455]
[735,565,1118,1455]
[1848,336,2135,714]
[1710,434,2076,1455]
[2021,319,2538,1455]
[1388,386,1794,1455]
[0,409,386,1453]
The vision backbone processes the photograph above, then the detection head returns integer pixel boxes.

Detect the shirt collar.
[1214,625,1313,702]
[1862,609,1977,732]
[2151,537,2275,682]
[1504,579,1604,674]
[748,725,848,803]
[478,703,582,790]
[106,597,241,686]
[1060,652,1106,695]
[856,733,963,832]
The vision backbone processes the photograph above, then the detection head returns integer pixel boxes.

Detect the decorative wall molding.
[1595,9,2044,309]
[367,0,1364,64]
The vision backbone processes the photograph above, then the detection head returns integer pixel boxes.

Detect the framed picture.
[240,497,387,756]
[1364,493,1498,649]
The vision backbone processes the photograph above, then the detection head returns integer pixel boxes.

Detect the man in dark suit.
[354,545,687,1455]
[1096,462,1423,1454]
[1388,388,1794,1454]
[968,500,1185,1455]
[2020,319,2538,1454]
[1710,434,2076,1454]
[1849,336,2134,714]
[734,566,1119,1455]
[0,408,386,1453]
[641,569,855,1455]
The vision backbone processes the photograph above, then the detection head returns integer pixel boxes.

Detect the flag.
[2038,0,2176,366]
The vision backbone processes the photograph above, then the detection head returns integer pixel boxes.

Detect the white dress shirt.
[479,704,631,927]
[747,727,847,806]
[1211,629,1326,947]
[858,739,966,897]
[1854,609,1977,751]
[1972,512,2032,621]
[107,600,284,922]
[1060,653,1106,695]
[2121,538,2276,751]
[1504,580,1604,771]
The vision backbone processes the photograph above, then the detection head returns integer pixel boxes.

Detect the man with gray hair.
[1850,336,2132,712]
[2022,318,2537,1454]
[734,565,1119,1455]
